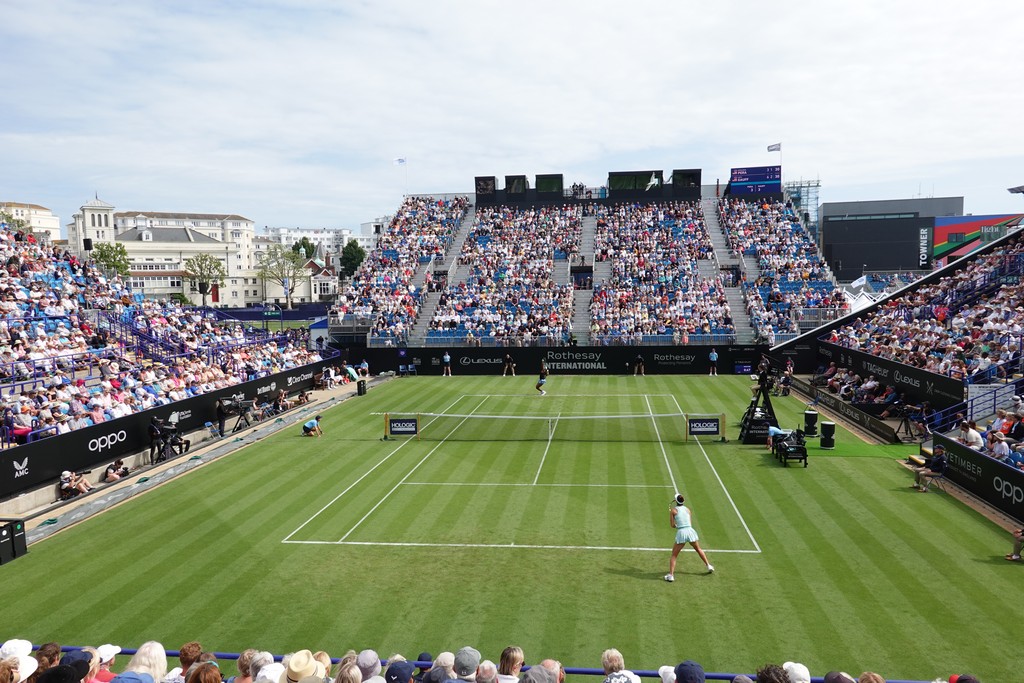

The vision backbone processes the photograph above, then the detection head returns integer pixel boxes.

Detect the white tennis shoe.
[707,564,715,574]
[663,573,674,582]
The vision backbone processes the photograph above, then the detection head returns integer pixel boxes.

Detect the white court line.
[532,411,559,485]
[283,539,761,553]
[645,394,679,494]
[403,482,673,488]
[670,395,761,553]
[456,393,676,398]
[282,395,467,543]
[337,397,490,542]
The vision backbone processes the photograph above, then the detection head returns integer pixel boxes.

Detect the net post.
[720,412,727,442]
[384,412,389,440]
[684,413,690,442]
[416,413,421,440]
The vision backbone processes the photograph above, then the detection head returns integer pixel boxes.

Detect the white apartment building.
[0,201,62,242]
[66,198,338,308]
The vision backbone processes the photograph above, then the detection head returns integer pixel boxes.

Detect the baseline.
[282,539,762,553]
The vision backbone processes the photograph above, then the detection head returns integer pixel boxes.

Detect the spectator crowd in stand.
[333,196,469,345]
[0,221,325,447]
[717,199,842,343]
[0,637,945,683]
[589,201,734,345]
[427,205,581,345]
[824,233,1024,382]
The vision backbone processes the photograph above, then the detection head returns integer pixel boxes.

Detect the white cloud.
[1,0,1022,232]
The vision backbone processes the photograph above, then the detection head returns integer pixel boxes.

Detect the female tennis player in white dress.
[665,493,714,581]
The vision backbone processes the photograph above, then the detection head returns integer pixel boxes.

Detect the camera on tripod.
[218,398,241,415]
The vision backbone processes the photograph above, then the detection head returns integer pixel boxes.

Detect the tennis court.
[284,392,759,553]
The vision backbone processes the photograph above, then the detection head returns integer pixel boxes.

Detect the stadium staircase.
[408,206,477,344]
[702,198,757,344]
[580,215,597,263]
[571,290,591,345]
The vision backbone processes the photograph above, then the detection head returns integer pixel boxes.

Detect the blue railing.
[40,646,938,683]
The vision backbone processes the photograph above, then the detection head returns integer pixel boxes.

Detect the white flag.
[767,143,782,152]
[851,275,868,288]
[393,157,407,166]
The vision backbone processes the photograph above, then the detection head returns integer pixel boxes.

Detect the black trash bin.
[820,421,836,449]
[804,410,819,437]
[357,379,367,396]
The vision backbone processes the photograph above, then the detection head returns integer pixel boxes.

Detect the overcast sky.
[2,0,1022,234]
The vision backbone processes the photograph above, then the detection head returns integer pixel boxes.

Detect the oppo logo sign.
[993,476,1024,504]
[89,430,128,452]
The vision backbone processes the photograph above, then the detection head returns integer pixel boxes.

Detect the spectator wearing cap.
[913,444,948,491]
[64,649,99,683]
[383,663,415,683]
[422,654,452,683]
[519,670,552,683]
[451,649,479,683]
[782,662,809,683]
[356,651,383,683]
[93,647,121,683]
[599,650,639,683]
[822,674,855,683]
[112,641,168,683]
[948,675,979,683]
[672,661,704,683]
[412,654,432,683]
[60,470,93,496]
[495,649,523,683]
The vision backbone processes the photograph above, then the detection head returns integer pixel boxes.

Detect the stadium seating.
[589,201,734,344]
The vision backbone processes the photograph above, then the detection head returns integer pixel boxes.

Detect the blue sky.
[2,0,1022,234]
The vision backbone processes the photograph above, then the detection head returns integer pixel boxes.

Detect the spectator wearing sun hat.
[822,673,855,683]
[280,650,323,683]
[0,639,38,683]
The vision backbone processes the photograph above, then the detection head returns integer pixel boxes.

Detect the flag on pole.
[644,172,660,191]
[767,143,782,152]
[393,157,407,166]
[850,275,868,288]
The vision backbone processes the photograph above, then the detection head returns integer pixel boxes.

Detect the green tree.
[339,239,367,279]
[184,252,227,307]
[292,237,316,259]
[257,244,308,309]
[91,242,131,277]
[0,210,28,232]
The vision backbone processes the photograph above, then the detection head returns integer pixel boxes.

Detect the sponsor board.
[388,418,419,436]
[820,342,963,409]
[460,357,502,365]
[935,435,1024,520]
[687,417,721,436]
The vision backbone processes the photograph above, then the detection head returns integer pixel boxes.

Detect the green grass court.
[5,376,1017,681]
